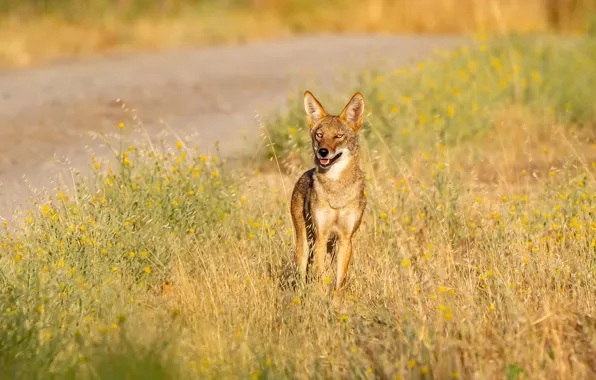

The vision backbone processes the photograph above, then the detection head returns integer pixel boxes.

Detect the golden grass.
[1,0,594,68]
[1,35,596,379]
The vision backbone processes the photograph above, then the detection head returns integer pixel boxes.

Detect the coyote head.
[303,91,365,171]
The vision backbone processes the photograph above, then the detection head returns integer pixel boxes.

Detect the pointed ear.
[339,92,365,132]
[304,91,327,129]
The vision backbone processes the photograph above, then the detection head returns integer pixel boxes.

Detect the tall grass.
[1,34,596,378]
[264,34,596,168]
[2,0,596,67]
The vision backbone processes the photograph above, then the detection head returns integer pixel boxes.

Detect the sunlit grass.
[1,34,596,378]
[1,0,595,67]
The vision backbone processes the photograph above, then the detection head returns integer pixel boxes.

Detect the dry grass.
[1,35,596,379]
[1,0,596,68]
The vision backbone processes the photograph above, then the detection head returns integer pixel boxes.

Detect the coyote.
[290,91,366,290]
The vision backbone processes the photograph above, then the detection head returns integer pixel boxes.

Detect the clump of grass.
[264,34,596,169]
[1,34,596,378]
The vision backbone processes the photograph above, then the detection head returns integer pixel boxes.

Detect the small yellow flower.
[176,141,183,149]
[420,366,429,375]
[187,190,195,196]
[293,296,301,305]
[118,122,124,129]
[212,171,219,178]
[444,311,453,320]
[129,252,135,259]
[140,251,148,257]
[401,259,411,268]
[531,71,541,83]
[200,155,208,162]
[144,267,151,274]
[407,360,417,369]
[188,228,195,234]
[379,212,388,219]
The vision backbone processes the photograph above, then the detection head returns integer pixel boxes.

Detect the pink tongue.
[320,159,330,165]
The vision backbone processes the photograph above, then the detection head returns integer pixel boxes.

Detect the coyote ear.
[304,91,327,129]
[339,92,365,132]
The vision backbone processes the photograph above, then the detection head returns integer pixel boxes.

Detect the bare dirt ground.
[0,34,465,219]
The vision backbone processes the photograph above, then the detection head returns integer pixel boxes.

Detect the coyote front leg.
[313,208,335,281]
[335,208,363,290]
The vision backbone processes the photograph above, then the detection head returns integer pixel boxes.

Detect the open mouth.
[318,152,343,168]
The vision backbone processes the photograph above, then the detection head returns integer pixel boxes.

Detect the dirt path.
[0,34,465,219]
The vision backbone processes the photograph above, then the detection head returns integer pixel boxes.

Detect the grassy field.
[2,33,596,379]
[1,0,596,67]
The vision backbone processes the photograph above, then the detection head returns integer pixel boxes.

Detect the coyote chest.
[312,173,363,210]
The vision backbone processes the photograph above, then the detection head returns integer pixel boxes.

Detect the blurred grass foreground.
[1,0,596,67]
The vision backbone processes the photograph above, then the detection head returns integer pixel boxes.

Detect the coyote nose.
[318,148,329,157]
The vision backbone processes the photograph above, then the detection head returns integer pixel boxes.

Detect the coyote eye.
[316,132,323,139]
[335,134,344,139]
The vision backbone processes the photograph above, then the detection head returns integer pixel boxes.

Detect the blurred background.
[1,0,595,68]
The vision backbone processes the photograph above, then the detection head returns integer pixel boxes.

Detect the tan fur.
[290,91,366,290]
